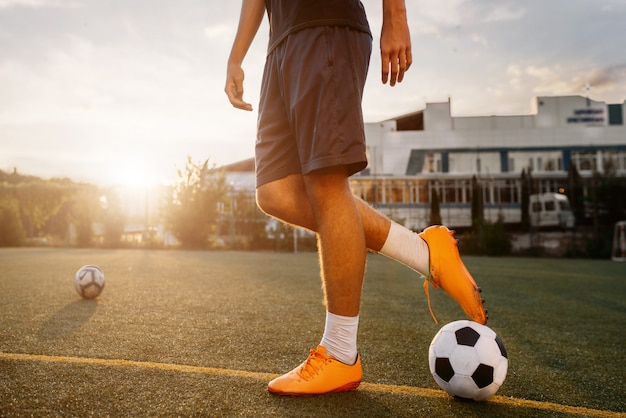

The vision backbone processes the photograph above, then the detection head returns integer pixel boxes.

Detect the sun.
[109,158,160,188]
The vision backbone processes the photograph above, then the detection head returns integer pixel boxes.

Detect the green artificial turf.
[0,248,624,417]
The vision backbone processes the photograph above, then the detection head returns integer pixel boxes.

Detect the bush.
[459,221,512,256]
[483,222,512,256]
[0,200,25,246]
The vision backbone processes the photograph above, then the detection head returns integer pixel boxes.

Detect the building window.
[572,151,597,172]
[497,179,518,204]
[444,180,456,203]
[389,180,408,203]
[415,180,428,203]
[458,179,470,203]
[608,104,623,125]
[423,153,442,173]
[602,150,626,173]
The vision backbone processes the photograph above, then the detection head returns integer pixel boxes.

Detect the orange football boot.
[267,345,362,396]
[418,225,488,324]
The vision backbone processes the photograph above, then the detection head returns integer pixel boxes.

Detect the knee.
[303,172,353,209]
[255,175,317,231]
[256,186,281,217]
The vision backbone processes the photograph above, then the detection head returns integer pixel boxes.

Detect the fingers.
[382,47,412,87]
[225,66,253,111]
[382,55,390,85]
[396,48,412,84]
[226,82,253,111]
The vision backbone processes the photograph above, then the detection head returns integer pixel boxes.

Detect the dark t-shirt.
[264,0,371,53]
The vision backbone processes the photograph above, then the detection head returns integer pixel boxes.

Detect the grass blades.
[1,248,624,416]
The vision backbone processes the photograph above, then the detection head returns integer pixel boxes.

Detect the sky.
[1,0,625,187]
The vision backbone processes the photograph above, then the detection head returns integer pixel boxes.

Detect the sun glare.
[109,158,160,189]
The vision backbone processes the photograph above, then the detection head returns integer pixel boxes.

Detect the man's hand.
[224,0,265,111]
[225,63,253,111]
[380,2,412,86]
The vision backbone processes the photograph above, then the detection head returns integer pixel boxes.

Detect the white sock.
[319,311,359,365]
[379,221,430,277]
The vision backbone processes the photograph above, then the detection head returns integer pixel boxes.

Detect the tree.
[224,189,269,249]
[567,163,585,225]
[587,166,626,258]
[0,191,25,246]
[15,181,67,239]
[100,191,126,248]
[429,187,442,226]
[471,175,484,231]
[164,157,228,249]
[520,169,530,229]
[0,170,105,246]
[68,184,101,247]
[470,175,485,252]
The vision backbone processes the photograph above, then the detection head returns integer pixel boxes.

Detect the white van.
[530,193,576,229]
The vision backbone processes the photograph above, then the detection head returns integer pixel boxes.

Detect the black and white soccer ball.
[74,265,105,299]
[428,320,508,401]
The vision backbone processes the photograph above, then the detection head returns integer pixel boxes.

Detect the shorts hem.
[255,155,367,189]
[255,168,300,189]
[304,159,367,175]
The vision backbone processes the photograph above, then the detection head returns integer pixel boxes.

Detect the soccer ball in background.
[74,265,105,299]
[428,320,508,401]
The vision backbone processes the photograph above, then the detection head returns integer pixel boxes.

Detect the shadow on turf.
[37,299,98,340]
[265,389,520,417]
[267,391,399,416]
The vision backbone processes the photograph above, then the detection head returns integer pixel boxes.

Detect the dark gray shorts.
[255,26,372,188]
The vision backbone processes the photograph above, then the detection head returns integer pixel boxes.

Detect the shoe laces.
[423,279,439,324]
[297,348,330,380]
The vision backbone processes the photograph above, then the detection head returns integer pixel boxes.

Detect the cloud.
[0,0,77,8]
[523,64,626,97]
[204,23,231,40]
[0,0,46,7]
[581,65,626,91]
[470,33,488,46]
[600,4,614,12]
[1,0,624,185]
[498,62,626,104]
[482,5,525,23]
[402,0,464,36]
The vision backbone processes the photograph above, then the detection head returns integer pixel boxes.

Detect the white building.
[351,95,626,230]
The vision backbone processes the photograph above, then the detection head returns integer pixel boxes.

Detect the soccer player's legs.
[267,171,366,396]
[265,27,369,395]
[260,27,486,397]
